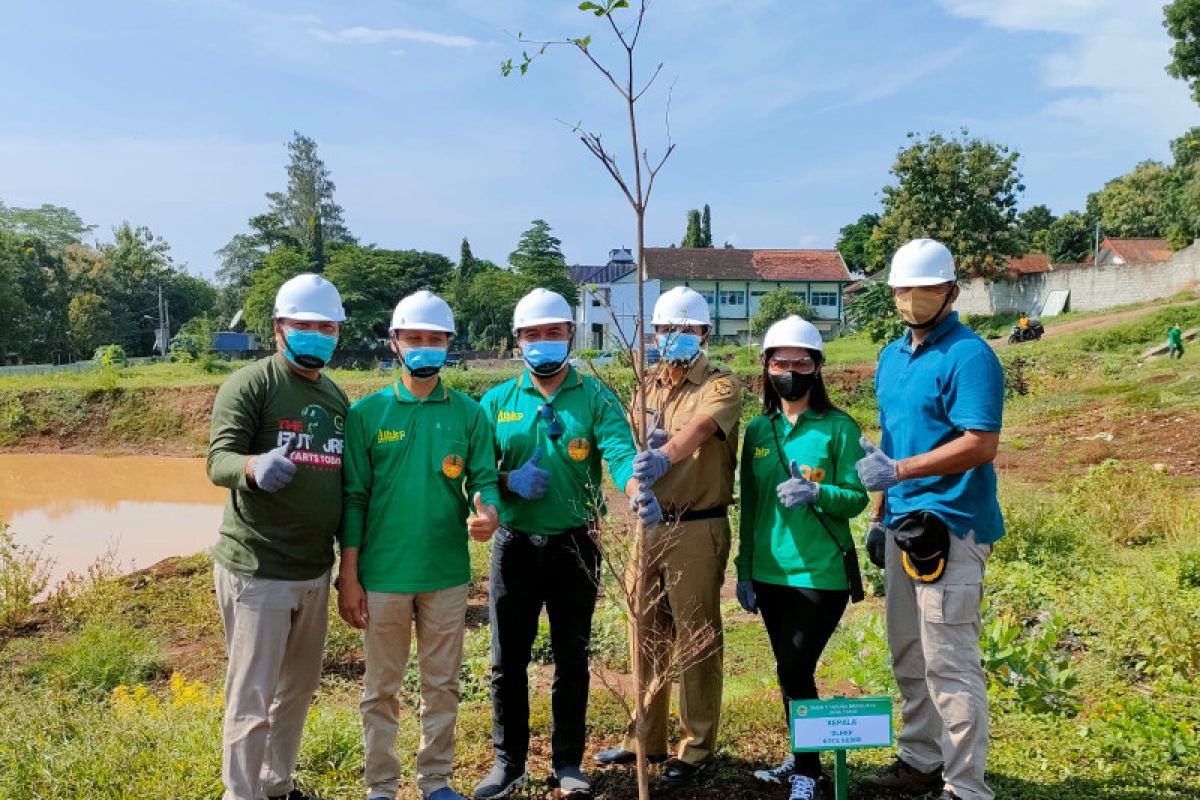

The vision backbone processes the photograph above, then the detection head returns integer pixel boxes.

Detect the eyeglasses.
[538,403,565,441]
[768,356,817,373]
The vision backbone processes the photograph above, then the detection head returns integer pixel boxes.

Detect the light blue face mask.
[523,339,570,376]
[283,329,338,369]
[656,332,702,364]
[402,346,447,379]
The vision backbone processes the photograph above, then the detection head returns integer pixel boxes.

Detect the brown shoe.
[858,758,943,795]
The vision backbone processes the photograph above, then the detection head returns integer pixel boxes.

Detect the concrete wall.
[956,242,1200,316]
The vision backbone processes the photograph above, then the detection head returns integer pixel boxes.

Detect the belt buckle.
[528,533,548,548]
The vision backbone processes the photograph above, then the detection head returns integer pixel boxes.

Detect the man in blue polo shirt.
[855,239,1005,800]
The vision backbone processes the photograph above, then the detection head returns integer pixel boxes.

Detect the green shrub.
[981,601,1079,715]
[1178,550,1200,590]
[93,344,127,367]
[0,523,51,631]
[25,619,166,695]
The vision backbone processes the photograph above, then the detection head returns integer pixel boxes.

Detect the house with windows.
[572,246,854,348]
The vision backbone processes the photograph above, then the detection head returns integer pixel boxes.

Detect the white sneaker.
[753,755,795,784]
[789,773,819,800]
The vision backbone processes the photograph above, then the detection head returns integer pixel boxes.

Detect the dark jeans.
[754,581,849,778]
[489,525,600,770]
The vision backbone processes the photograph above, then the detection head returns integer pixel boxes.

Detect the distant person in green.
[736,316,868,800]
[473,288,652,800]
[338,291,501,800]
[1168,323,1185,359]
[207,273,349,800]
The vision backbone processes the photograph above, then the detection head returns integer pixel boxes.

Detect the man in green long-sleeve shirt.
[1168,323,1185,360]
[206,273,349,800]
[338,291,500,800]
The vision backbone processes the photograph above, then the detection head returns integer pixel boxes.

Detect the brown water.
[0,454,226,587]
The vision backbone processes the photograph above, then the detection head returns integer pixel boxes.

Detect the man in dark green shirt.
[207,273,349,800]
[473,288,652,800]
[338,291,500,800]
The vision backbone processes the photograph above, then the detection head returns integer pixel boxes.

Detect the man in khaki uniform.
[594,286,741,784]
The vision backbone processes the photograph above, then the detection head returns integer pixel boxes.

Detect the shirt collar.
[900,311,960,353]
[517,365,581,401]
[392,378,448,403]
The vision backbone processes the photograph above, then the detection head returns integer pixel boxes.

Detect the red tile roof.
[643,247,851,282]
[1007,253,1052,275]
[1102,237,1171,264]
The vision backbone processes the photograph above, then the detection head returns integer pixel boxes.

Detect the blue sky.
[1,0,1196,278]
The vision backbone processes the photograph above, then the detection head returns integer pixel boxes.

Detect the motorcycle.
[1008,318,1045,344]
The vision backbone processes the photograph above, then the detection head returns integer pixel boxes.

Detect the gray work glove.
[633,448,672,486]
[630,487,662,526]
[776,460,820,508]
[856,436,901,492]
[252,438,298,492]
[646,427,669,449]
[736,579,758,614]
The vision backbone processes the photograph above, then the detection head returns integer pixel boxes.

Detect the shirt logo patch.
[377,429,406,444]
[497,410,525,423]
[754,446,771,459]
[442,454,464,479]
[568,437,591,462]
[711,378,734,398]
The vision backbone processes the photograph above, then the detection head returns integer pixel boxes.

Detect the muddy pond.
[0,454,226,588]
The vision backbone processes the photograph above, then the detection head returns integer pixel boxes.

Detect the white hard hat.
[763,315,824,353]
[888,239,957,287]
[390,290,455,334]
[274,273,346,322]
[513,288,572,331]
[652,286,711,327]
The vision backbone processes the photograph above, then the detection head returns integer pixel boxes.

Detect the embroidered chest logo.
[497,410,525,423]
[567,437,591,462]
[377,429,406,444]
[754,446,771,459]
[442,454,464,479]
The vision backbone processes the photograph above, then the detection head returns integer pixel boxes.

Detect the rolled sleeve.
[948,350,1005,432]
[694,374,742,439]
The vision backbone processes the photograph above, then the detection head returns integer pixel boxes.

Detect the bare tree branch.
[632,62,664,102]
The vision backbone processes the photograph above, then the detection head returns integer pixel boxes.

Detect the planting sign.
[790,696,893,752]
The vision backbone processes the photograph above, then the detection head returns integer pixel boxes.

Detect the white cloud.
[938,0,1198,143]
[837,42,972,108]
[308,25,478,49]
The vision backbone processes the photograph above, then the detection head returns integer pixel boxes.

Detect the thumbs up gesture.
[507,446,550,500]
[776,459,820,508]
[468,492,500,542]
[855,436,901,491]
[251,436,299,492]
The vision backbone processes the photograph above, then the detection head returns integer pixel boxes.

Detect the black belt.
[661,506,728,524]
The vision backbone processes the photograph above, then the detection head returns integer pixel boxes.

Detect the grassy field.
[2,300,1200,798]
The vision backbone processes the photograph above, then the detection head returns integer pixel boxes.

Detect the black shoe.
[662,757,715,784]
[268,791,312,800]
[937,793,963,800]
[592,746,668,766]
[858,758,943,795]
[473,762,528,799]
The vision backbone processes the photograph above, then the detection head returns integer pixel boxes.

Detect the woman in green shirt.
[736,316,869,800]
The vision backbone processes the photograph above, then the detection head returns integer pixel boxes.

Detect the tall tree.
[1085,161,1173,239]
[459,237,479,283]
[681,208,703,247]
[870,130,1025,280]
[749,289,816,336]
[508,219,577,304]
[0,202,94,251]
[1046,211,1093,264]
[1165,0,1200,104]
[835,212,881,273]
[1017,204,1057,254]
[700,203,713,247]
[326,245,456,346]
[264,132,354,252]
[243,247,309,338]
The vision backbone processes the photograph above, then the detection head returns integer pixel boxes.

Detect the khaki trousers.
[215,563,330,800]
[361,585,469,799]
[885,528,994,800]
[622,517,730,764]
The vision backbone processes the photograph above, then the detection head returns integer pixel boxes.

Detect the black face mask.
[770,370,816,401]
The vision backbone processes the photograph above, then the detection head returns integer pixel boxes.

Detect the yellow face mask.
[895,285,955,328]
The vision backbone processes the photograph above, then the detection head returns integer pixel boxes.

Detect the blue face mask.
[523,339,570,377]
[656,332,702,364]
[283,329,337,370]
[402,346,447,379]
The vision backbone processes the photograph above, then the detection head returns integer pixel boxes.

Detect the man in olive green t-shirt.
[337,292,500,800]
[207,274,348,800]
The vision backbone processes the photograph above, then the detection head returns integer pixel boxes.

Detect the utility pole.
[1094,223,1101,266]
[157,284,168,358]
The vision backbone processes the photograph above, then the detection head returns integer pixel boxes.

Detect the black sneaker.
[662,757,715,784]
[752,755,795,784]
[472,762,528,799]
[937,792,963,800]
[592,746,668,766]
[858,758,943,795]
[268,791,313,800]
[789,773,823,800]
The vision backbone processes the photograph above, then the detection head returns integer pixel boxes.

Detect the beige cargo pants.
[361,585,469,799]
[622,517,730,765]
[885,528,994,800]
[215,563,330,800]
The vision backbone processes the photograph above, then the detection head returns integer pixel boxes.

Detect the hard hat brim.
[513,315,574,332]
[887,275,956,288]
[652,317,710,327]
[277,310,347,323]
[390,322,454,334]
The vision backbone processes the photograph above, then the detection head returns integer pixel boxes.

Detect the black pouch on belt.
[892,510,951,583]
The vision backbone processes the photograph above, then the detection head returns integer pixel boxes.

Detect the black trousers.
[489,525,600,770]
[754,581,850,778]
